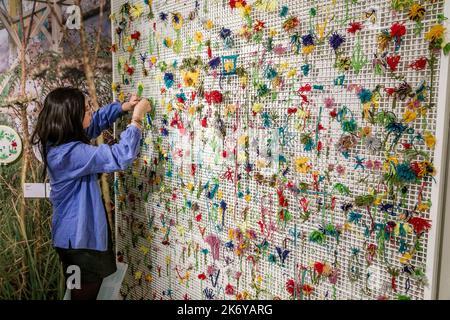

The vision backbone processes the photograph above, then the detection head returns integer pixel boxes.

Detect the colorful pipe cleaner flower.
[347,22,363,34]
[163,72,174,88]
[358,88,372,104]
[208,57,221,69]
[386,55,401,72]
[301,34,315,46]
[408,217,431,235]
[409,57,427,70]
[329,32,345,51]
[390,22,407,38]
[395,163,417,183]
[219,28,232,40]
[408,4,426,22]
[425,24,446,42]
[282,16,300,33]
[204,90,223,104]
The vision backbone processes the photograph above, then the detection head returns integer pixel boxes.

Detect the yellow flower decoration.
[134,271,142,280]
[244,193,251,202]
[400,252,412,265]
[425,24,446,42]
[287,68,297,78]
[294,157,311,174]
[239,4,252,17]
[269,28,278,37]
[252,103,263,113]
[194,31,203,43]
[172,13,184,30]
[188,105,196,116]
[145,274,153,282]
[302,45,315,55]
[408,3,426,22]
[118,91,125,103]
[224,60,235,73]
[417,201,431,212]
[423,131,436,149]
[403,109,417,123]
[204,19,214,30]
[130,4,144,19]
[224,104,237,114]
[238,134,248,146]
[164,37,173,48]
[182,69,200,87]
[140,246,149,255]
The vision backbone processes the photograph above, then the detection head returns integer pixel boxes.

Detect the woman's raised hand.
[122,93,140,112]
[132,98,151,121]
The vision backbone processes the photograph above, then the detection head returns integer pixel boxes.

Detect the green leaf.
[443,42,450,56]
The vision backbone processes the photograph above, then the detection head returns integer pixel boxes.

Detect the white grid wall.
[111,0,448,300]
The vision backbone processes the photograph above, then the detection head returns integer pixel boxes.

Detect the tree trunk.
[76,0,114,232]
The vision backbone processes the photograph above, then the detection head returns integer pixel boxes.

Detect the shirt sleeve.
[85,101,124,139]
[59,125,142,180]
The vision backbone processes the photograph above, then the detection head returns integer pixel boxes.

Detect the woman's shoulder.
[47,141,90,163]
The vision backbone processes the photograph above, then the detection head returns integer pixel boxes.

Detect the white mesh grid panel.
[111,0,448,300]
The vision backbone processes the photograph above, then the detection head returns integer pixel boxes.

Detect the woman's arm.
[84,102,124,139]
[54,124,142,180]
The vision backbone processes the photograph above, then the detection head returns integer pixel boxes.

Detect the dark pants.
[55,216,117,300]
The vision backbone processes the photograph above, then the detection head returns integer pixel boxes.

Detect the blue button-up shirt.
[47,102,141,251]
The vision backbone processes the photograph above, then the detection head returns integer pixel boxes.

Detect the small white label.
[23,183,51,198]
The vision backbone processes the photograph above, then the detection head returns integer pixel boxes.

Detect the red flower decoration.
[229,0,246,9]
[390,23,406,38]
[195,213,202,222]
[225,284,235,295]
[347,22,363,34]
[298,84,312,93]
[131,31,141,41]
[198,273,207,280]
[330,109,337,118]
[402,143,412,150]
[408,217,431,234]
[385,88,396,96]
[201,117,208,128]
[386,55,401,72]
[126,65,134,76]
[302,284,314,296]
[314,262,324,275]
[286,279,301,296]
[287,107,297,115]
[277,189,288,208]
[409,57,427,70]
[254,20,265,32]
[204,90,223,104]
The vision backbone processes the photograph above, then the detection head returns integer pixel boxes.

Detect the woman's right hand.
[132,98,151,121]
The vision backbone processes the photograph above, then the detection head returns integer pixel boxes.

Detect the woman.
[31,87,150,300]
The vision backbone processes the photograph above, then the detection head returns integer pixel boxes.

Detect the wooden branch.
[0,7,21,47]
[28,7,50,39]
[92,0,105,67]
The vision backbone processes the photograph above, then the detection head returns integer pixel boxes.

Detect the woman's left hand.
[122,93,140,112]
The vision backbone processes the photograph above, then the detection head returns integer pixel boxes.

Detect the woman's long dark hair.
[31,87,90,179]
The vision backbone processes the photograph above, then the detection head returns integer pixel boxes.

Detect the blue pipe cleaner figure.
[358,88,372,104]
[329,32,345,51]
[208,57,221,69]
[164,72,174,88]
[302,33,315,46]
[396,163,417,182]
